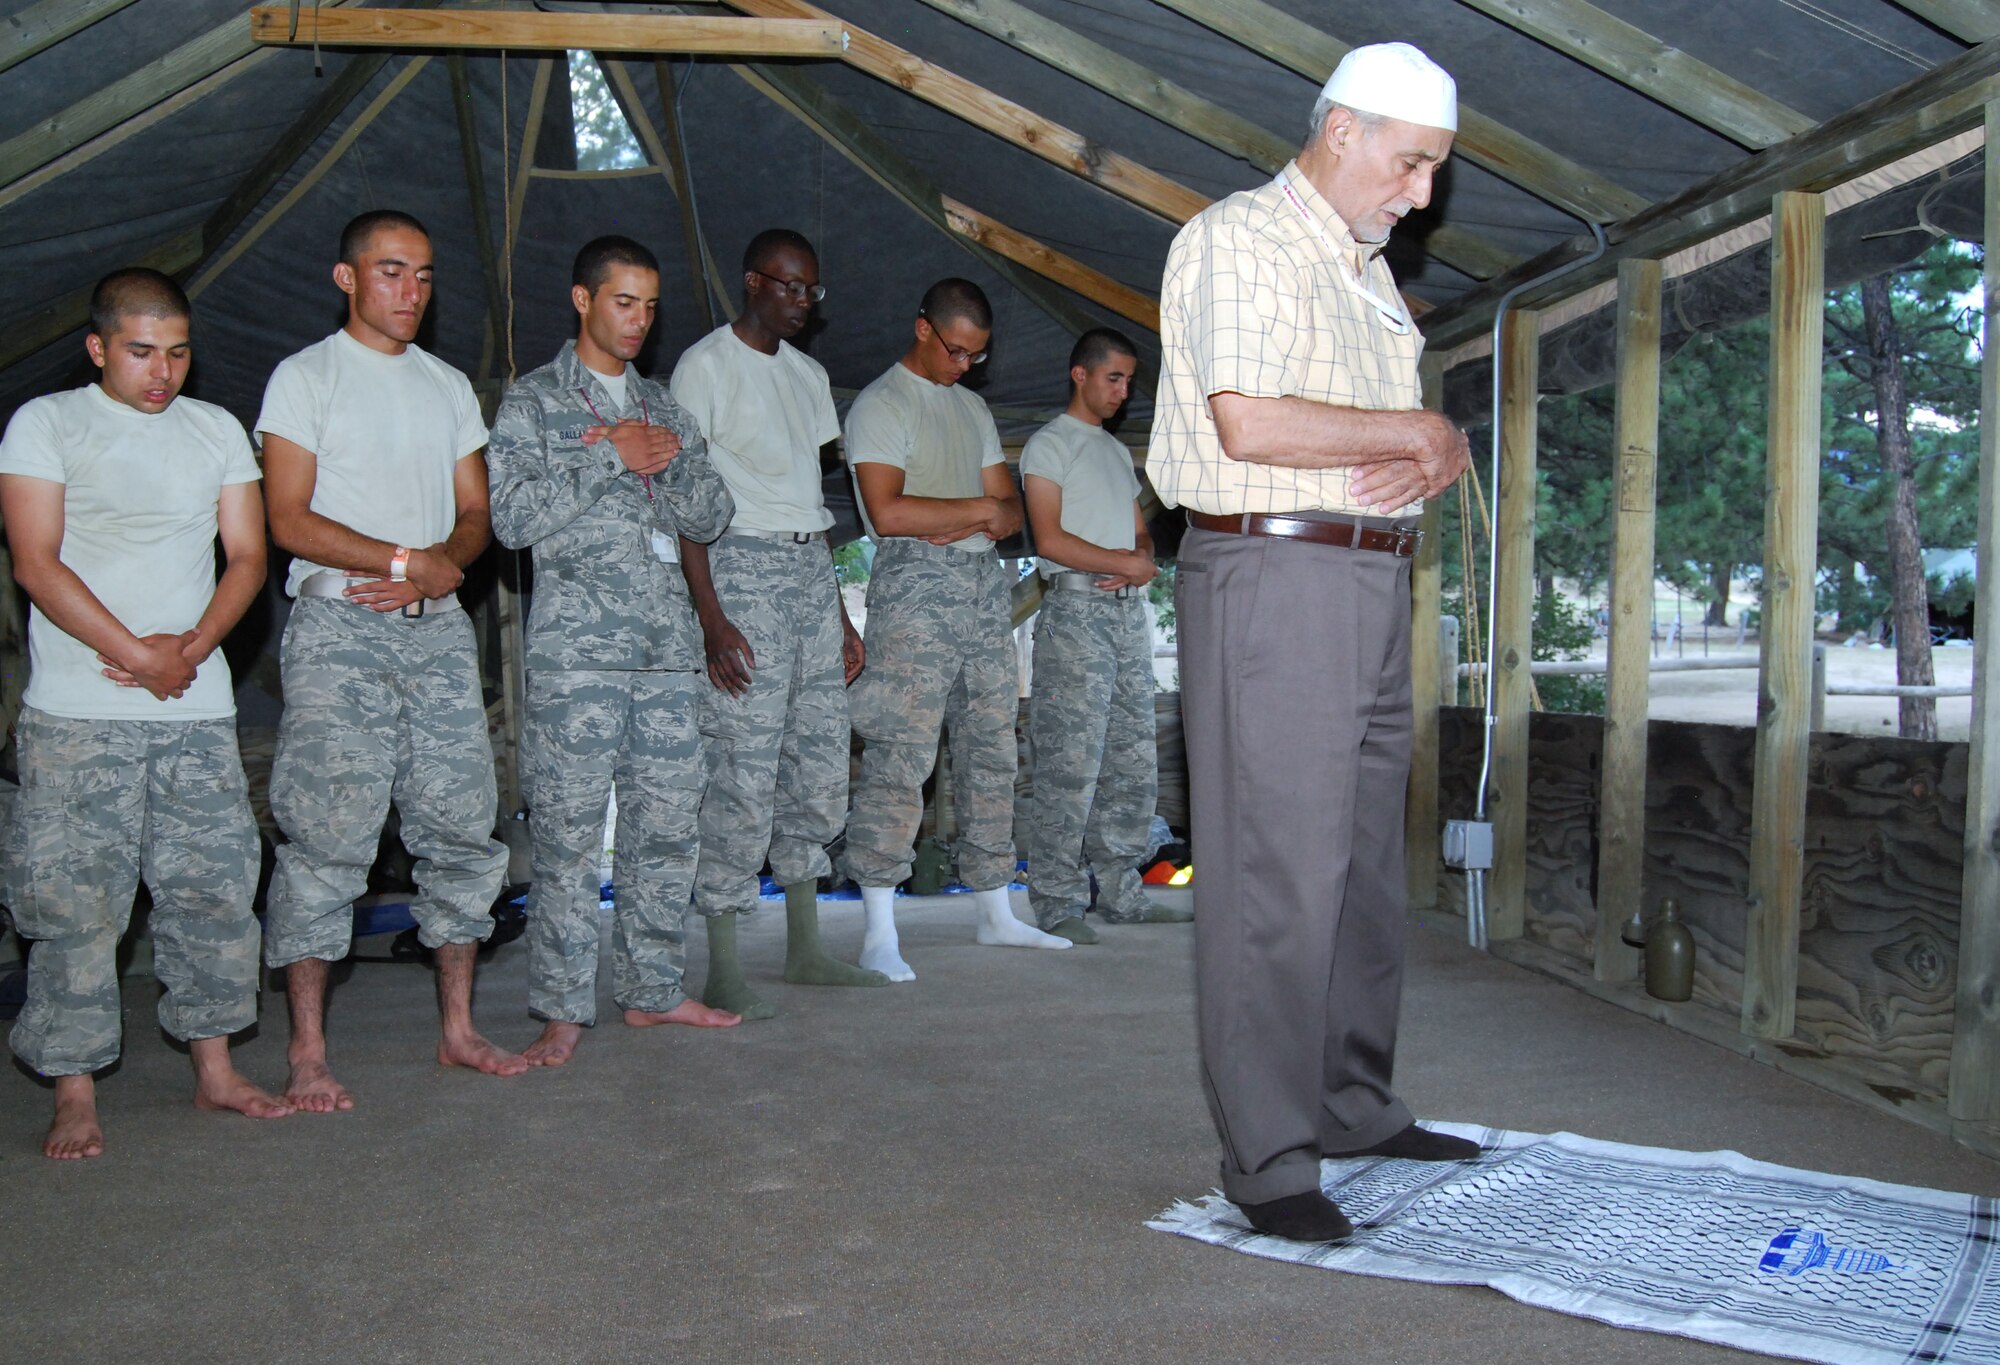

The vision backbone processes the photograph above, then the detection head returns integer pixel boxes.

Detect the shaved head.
[88,267,190,341]
[917,277,992,332]
[339,208,429,266]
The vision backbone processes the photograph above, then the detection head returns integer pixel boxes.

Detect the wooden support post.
[1594,258,1662,983]
[1439,617,1460,706]
[1488,308,1540,942]
[1406,354,1446,912]
[449,55,509,384]
[1948,98,2000,1120]
[598,59,739,322]
[651,58,719,333]
[1810,643,1828,733]
[1742,190,1825,1041]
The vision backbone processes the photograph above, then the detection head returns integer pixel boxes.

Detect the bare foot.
[522,1020,584,1066]
[45,1077,103,1160]
[622,1000,742,1029]
[437,1029,532,1076]
[285,1057,355,1113]
[193,1069,293,1120]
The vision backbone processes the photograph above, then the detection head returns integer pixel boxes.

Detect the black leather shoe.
[1237,1190,1354,1243]
[1350,1123,1481,1162]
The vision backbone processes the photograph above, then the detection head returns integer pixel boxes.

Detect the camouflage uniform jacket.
[489,341,734,672]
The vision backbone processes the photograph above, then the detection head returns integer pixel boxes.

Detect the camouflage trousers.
[693,535,849,916]
[844,539,1018,890]
[1027,587,1159,928]
[264,599,505,968]
[524,667,703,1021]
[6,707,260,1076]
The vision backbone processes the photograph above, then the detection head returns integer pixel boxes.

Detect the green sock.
[782,883,889,987]
[700,912,776,1021]
[1045,916,1100,945]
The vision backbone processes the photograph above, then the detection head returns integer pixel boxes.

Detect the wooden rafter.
[0,48,280,212]
[910,0,1519,279]
[597,58,740,321]
[0,48,400,371]
[249,7,848,57]
[0,1,363,192]
[187,57,432,299]
[651,58,720,332]
[1419,34,2000,351]
[1448,0,1813,148]
[1148,0,1649,223]
[1886,0,2000,41]
[729,60,1127,344]
[725,0,1208,224]
[0,0,141,77]
[939,197,1159,331]
[448,54,510,382]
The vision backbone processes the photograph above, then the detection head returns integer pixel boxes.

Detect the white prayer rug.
[1148,1122,2000,1364]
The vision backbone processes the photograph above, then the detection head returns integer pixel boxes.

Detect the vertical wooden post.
[1948,98,2000,1120]
[653,58,720,333]
[1406,353,1445,912]
[1488,308,1539,942]
[1594,258,1661,982]
[1742,189,1824,1041]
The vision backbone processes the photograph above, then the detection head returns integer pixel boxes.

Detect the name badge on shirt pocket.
[651,529,680,564]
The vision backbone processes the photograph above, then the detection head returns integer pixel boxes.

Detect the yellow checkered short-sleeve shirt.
[1150,162,1425,517]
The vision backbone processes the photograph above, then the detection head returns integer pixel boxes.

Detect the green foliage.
[1149,561,1177,638]
[1533,593,1605,714]
[567,52,646,172]
[832,540,871,586]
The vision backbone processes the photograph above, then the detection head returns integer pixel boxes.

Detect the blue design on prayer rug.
[1148,1123,2000,1364]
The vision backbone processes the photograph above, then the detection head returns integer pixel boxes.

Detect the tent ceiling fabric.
[0,0,1988,430]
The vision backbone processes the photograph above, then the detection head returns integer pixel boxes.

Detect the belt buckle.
[403,599,425,619]
[1393,526,1424,558]
[1115,584,1136,599]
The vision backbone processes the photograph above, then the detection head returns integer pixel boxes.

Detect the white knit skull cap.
[1320,42,1457,132]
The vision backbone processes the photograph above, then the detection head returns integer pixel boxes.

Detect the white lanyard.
[1279,176,1411,336]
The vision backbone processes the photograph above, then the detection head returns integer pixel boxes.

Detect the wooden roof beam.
[909,0,1520,279]
[725,0,1207,224]
[0,2,364,191]
[729,60,1150,337]
[1417,34,2000,351]
[1448,0,1814,148]
[1886,1,2000,42]
[1148,0,1649,223]
[0,47,399,371]
[249,7,849,57]
[0,0,140,76]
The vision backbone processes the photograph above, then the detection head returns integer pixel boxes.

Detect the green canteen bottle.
[1644,898,1695,1002]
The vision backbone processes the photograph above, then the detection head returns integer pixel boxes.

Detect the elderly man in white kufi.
[1153,42,1477,1243]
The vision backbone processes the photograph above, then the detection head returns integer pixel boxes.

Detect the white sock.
[858,886,915,982]
[972,886,1072,950]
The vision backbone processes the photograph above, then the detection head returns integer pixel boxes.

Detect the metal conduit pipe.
[1463,221,1609,951]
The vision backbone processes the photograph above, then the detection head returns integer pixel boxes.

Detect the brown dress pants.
[1177,524,1416,1205]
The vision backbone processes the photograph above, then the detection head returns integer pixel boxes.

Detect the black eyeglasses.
[750,269,826,304]
[921,321,987,366]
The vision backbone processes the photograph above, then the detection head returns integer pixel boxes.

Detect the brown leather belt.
[1186,510,1422,558]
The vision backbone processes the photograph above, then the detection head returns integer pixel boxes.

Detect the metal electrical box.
[1442,819,1494,871]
